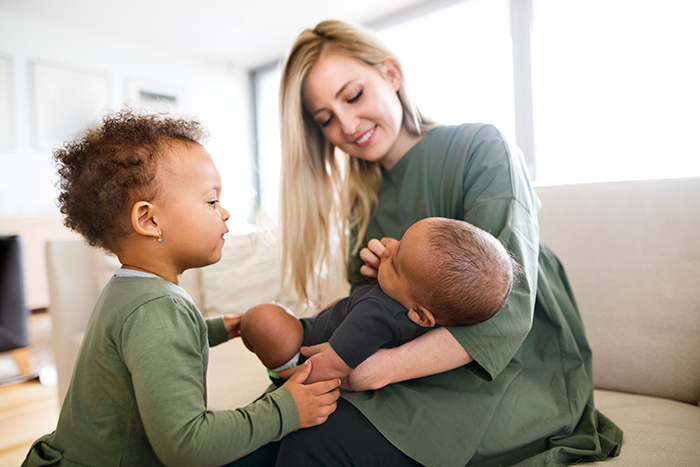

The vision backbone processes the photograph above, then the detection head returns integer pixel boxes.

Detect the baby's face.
[377,219,433,310]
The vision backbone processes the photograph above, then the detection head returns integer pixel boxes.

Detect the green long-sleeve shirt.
[344,124,622,467]
[23,274,298,467]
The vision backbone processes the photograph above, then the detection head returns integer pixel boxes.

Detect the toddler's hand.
[359,237,394,281]
[282,360,340,429]
[223,312,245,340]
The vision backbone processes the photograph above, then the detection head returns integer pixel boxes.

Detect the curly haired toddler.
[22,109,340,467]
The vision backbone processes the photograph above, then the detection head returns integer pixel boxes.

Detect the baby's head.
[378,218,520,327]
[54,109,228,271]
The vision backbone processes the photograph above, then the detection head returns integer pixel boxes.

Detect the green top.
[23,274,298,467]
[344,124,622,467]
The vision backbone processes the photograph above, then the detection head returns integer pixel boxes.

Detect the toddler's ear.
[407,306,437,328]
[131,201,160,239]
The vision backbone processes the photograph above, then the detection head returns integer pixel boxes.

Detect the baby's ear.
[407,306,437,328]
[131,201,160,239]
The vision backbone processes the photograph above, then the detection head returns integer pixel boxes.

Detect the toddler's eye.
[208,200,218,206]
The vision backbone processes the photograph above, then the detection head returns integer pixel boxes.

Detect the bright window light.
[532,0,700,184]
[254,0,700,212]
[377,0,515,143]
[254,67,282,212]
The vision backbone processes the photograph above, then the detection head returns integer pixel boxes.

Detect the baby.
[240,217,520,385]
[22,109,340,467]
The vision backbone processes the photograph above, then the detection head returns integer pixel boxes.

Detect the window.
[531,0,700,184]
[253,65,283,212]
[377,0,515,144]
[253,0,700,212]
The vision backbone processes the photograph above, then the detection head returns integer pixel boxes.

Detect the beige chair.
[45,239,204,404]
[46,239,117,403]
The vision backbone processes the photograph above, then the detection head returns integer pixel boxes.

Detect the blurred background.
[0,0,699,309]
[1,0,699,219]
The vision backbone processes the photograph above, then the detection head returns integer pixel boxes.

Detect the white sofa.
[46,178,700,466]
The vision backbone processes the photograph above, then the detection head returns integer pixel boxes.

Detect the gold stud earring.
[154,232,163,243]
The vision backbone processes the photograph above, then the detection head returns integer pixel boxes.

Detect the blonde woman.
[234,20,622,467]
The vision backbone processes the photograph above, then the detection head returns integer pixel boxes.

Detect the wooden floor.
[0,379,59,467]
[0,311,59,467]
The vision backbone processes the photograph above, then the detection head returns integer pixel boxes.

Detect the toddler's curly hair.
[53,108,207,252]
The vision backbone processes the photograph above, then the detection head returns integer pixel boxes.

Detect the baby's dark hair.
[53,108,207,252]
[414,219,521,326]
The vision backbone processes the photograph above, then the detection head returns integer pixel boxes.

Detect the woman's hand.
[222,312,245,340]
[359,237,395,282]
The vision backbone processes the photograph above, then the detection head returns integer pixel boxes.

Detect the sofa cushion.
[535,178,700,405]
[590,389,700,466]
[206,338,270,412]
[198,212,349,318]
[199,224,282,317]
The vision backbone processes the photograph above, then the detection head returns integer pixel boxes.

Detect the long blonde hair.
[280,19,434,301]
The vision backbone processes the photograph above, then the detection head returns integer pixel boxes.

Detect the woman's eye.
[348,89,363,103]
[319,116,333,128]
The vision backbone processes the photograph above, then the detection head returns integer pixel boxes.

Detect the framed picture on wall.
[0,56,13,148]
[31,62,111,149]
[126,78,187,114]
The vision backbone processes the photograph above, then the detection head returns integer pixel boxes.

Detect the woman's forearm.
[348,327,473,391]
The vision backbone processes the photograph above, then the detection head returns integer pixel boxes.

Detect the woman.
[243,20,622,466]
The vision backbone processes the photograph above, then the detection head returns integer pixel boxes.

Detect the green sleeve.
[206,315,229,347]
[448,125,540,380]
[120,297,299,467]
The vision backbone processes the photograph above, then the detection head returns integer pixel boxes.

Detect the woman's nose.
[337,111,359,136]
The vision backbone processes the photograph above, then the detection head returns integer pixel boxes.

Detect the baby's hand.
[282,360,340,429]
[299,343,352,384]
[222,312,245,340]
[359,237,394,281]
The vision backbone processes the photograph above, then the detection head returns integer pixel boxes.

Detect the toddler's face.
[154,142,230,271]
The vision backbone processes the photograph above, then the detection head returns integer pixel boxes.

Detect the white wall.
[0,9,256,309]
[0,9,255,225]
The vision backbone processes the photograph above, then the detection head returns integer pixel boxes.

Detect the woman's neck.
[380,127,426,171]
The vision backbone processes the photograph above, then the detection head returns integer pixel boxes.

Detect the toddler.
[22,109,340,467]
[240,217,520,385]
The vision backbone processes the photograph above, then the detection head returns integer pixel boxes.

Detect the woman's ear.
[131,201,160,239]
[381,59,402,92]
[407,306,437,328]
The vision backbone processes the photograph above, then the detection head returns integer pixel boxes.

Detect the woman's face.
[302,50,409,170]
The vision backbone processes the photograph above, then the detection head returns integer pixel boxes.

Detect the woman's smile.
[354,126,377,147]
